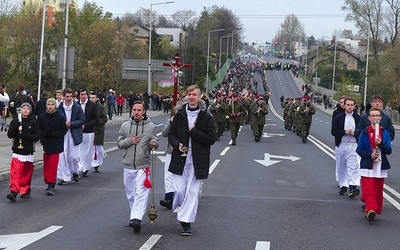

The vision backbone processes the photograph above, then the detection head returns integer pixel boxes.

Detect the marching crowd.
[1,53,393,241]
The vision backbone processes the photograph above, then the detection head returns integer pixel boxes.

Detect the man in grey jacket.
[117,101,158,233]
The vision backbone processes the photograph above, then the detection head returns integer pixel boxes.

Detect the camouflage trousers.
[230,122,240,139]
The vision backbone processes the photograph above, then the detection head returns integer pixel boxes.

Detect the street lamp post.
[61,0,69,90]
[228,29,242,58]
[363,36,370,109]
[147,1,174,94]
[38,0,46,99]
[206,28,225,93]
[331,39,337,99]
[219,35,229,84]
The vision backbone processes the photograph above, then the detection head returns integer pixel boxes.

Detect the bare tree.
[342,0,384,71]
[172,10,197,31]
[383,0,400,46]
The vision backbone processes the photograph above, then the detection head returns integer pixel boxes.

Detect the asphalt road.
[1,65,400,249]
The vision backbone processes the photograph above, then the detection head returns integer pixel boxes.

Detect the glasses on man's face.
[371,100,383,104]
[369,115,382,117]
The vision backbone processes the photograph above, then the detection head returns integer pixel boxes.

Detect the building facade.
[23,0,79,12]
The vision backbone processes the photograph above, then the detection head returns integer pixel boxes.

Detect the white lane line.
[383,193,400,211]
[209,159,220,174]
[155,124,164,127]
[255,241,271,250]
[384,184,400,200]
[138,234,163,250]
[220,147,230,156]
[105,146,118,153]
[156,132,162,136]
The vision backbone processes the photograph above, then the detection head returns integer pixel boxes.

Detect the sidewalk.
[0,110,163,182]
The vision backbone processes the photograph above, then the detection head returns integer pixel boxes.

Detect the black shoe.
[6,192,17,202]
[94,166,100,173]
[46,184,50,191]
[361,204,366,211]
[348,188,360,198]
[338,187,347,195]
[365,210,376,221]
[73,173,80,182]
[160,199,172,209]
[58,180,68,185]
[47,187,55,196]
[82,171,88,177]
[20,192,31,198]
[302,138,307,143]
[130,219,141,233]
[231,139,236,146]
[180,222,192,236]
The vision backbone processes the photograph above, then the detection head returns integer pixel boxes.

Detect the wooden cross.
[163,52,191,108]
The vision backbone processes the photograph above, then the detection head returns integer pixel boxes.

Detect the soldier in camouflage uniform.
[251,95,269,142]
[298,95,316,143]
[292,98,302,136]
[209,95,227,141]
[243,95,252,124]
[282,97,290,130]
[228,94,244,145]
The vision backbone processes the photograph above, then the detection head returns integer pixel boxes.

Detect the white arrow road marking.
[266,153,300,161]
[254,153,281,167]
[262,133,286,138]
[254,153,301,167]
[264,124,277,126]
[0,225,62,250]
[255,241,271,250]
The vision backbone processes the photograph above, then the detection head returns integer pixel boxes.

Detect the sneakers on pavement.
[348,188,360,198]
[160,199,172,209]
[365,210,376,221]
[58,180,68,185]
[130,219,141,233]
[20,192,31,198]
[338,187,347,195]
[6,192,17,202]
[94,166,100,173]
[180,222,192,236]
[72,173,80,182]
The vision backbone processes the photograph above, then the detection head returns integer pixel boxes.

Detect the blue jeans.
[108,105,114,119]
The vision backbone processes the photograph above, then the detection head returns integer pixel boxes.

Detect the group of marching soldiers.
[210,92,269,145]
[282,95,316,143]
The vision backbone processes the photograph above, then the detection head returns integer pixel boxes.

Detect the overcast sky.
[84,0,356,42]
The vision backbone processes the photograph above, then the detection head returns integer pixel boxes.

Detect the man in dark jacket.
[33,91,49,119]
[38,98,68,195]
[90,92,108,173]
[78,88,99,177]
[57,88,85,185]
[168,85,216,236]
[331,97,361,197]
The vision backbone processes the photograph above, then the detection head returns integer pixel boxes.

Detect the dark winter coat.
[38,111,68,154]
[331,112,361,147]
[58,101,85,145]
[94,100,108,145]
[168,104,216,179]
[357,128,392,170]
[7,116,40,155]
[79,100,99,133]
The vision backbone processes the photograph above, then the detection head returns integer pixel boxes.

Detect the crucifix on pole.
[163,52,191,112]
